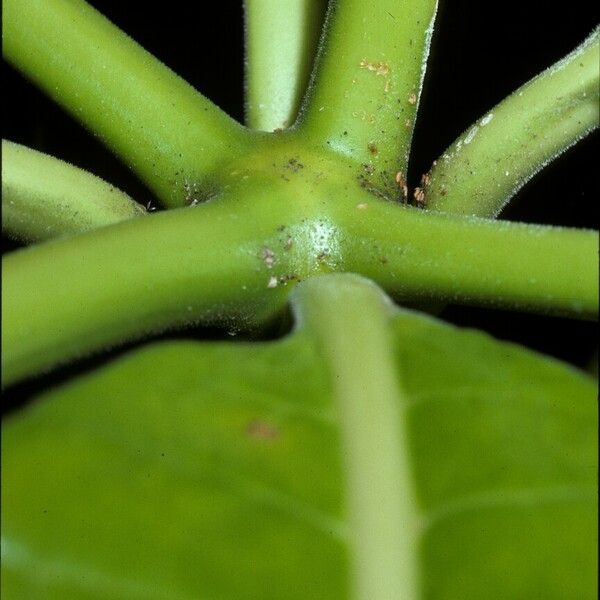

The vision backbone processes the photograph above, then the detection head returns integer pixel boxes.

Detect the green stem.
[294,0,439,197]
[335,201,599,318]
[244,0,327,131]
[2,0,252,208]
[293,274,420,600]
[425,29,600,217]
[3,180,597,387]
[2,140,145,243]
[1,195,295,388]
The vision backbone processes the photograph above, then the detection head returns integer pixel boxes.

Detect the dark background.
[3,1,598,404]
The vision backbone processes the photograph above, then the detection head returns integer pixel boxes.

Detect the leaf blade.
[2,276,596,598]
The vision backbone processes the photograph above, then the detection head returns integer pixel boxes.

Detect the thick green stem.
[244,0,327,131]
[2,0,252,208]
[294,0,439,197]
[2,140,145,243]
[3,177,597,387]
[0,195,297,388]
[335,201,598,318]
[425,29,600,217]
[293,274,420,600]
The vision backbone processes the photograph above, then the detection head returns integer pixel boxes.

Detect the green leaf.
[2,275,596,599]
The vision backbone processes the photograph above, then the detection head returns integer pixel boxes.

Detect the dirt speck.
[285,157,304,173]
[359,59,390,76]
[262,247,275,268]
[367,142,378,156]
[278,273,300,285]
[352,110,376,124]
[395,171,408,201]
[247,420,279,441]
[413,187,426,207]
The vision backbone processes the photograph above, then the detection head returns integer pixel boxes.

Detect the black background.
[3,1,599,405]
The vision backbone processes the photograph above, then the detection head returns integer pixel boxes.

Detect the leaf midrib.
[296,276,421,600]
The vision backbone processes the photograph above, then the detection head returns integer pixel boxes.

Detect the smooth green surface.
[426,29,600,216]
[2,0,253,208]
[2,275,596,599]
[2,140,146,242]
[244,0,327,130]
[338,200,599,317]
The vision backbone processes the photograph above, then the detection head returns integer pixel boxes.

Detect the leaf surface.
[2,275,596,599]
